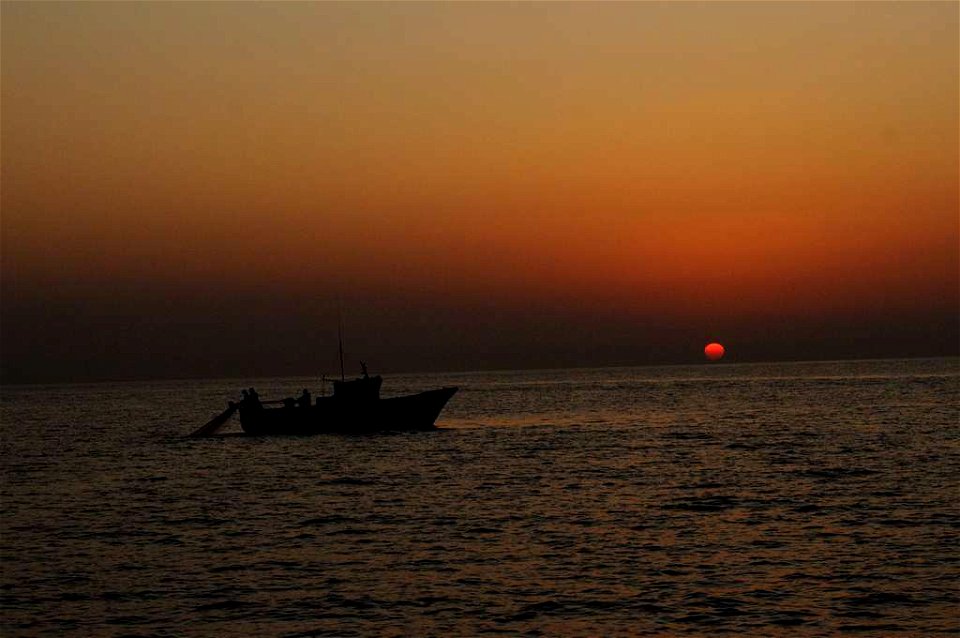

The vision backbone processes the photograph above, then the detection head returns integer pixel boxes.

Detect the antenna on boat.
[337,300,346,382]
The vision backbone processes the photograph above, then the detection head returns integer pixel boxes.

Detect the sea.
[2,358,958,636]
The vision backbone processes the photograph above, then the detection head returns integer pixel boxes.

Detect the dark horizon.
[2,296,956,385]
[4,354,960,388]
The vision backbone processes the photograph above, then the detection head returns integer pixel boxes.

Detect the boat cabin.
[332,375,382,402]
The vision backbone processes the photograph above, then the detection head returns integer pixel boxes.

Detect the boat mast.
[337,304,346,382]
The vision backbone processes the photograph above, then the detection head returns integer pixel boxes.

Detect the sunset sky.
[2,1,957,383]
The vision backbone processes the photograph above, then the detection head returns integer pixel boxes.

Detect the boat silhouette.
[190,373,458,437]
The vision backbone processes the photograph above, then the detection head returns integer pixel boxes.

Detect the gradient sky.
[2,1,958,383]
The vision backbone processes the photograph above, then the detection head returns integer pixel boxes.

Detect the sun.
[704,342,725,361]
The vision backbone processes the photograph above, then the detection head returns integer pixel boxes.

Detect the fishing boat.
[190,373,458,437]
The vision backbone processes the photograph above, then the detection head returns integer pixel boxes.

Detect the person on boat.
[247,387,262,409]
[297,388,311,408]
[361,361,369,379]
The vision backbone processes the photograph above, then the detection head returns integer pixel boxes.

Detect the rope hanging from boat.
[188,403,238,438]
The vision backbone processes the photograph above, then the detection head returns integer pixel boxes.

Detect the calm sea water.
[2,358,958,636]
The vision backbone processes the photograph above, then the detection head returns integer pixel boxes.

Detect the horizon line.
[2,354,957,389]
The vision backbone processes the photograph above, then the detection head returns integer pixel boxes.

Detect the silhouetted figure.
[248,387,261,409]
[297,389,311,408]
[361,361,369,379]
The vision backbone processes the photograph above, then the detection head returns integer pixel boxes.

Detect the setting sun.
[705,343,726,361]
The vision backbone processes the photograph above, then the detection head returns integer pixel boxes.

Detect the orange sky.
[2,2,957,381]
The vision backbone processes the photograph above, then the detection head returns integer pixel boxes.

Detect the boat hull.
[238,386,458,435]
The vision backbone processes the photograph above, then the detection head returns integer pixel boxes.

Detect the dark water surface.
[3,358,958,636]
